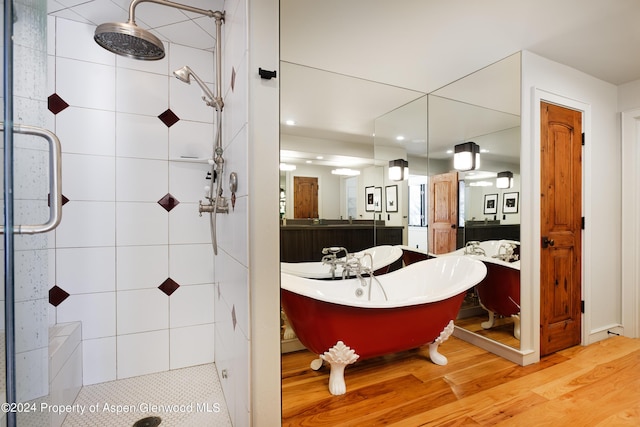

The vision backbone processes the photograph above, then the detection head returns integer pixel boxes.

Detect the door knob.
[542,236,555,248]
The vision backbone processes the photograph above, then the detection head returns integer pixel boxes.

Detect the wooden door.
[428,171,458,254]
[540,102,582,356]
[293,176,318,218]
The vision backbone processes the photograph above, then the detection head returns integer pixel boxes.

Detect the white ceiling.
[53,0,640,168]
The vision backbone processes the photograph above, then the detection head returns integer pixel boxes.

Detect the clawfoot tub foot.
[320,341,359,395]
[281,309,298,340]
[481,310,496,329]
[310,357,323,370]
[512,314,521,340]
[429,320,455,366]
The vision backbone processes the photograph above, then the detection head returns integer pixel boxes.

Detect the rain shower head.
[94,20,165,60]
[94,0,223,61]
[173,66,221,109]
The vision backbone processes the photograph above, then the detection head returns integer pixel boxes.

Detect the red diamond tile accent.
[48,93,69,115]
[158,278,180,296]
[48,193,70,207]
[158,193,179,212]
[49,285,70,307]
[158,109,180,127]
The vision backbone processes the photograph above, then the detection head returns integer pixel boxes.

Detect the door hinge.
[582,217,585,229]
[581,300,585,313]
[582,132,585,145]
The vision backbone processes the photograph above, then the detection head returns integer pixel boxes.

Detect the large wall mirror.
[279,62,426,352]
[279,61,424,265]
[425,52,522,349]
[280,53,522,353]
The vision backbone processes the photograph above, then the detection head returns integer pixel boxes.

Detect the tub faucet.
[493,242,519,262]
[464,241,485,256]
[321,247,348,279]
[342,252,373,280]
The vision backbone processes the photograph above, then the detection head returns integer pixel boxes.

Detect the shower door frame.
[3,1,63,426]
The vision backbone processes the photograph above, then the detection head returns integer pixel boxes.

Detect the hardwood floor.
[282,336,640,426]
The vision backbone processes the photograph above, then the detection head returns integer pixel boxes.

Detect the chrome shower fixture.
[94,0,224,60]
[173,66,222,110]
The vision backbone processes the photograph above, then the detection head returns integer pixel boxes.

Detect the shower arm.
[127,0,223,24]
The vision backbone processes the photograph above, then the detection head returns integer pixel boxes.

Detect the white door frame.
[527,88,591,356]
[621,108,640,338]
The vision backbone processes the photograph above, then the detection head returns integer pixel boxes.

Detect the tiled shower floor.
[62,363,232,427]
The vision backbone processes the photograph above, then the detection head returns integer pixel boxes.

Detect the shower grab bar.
[0,123,62,234]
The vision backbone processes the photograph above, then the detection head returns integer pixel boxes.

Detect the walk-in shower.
[94,0,231,255]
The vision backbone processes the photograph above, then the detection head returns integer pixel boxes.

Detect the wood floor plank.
[596,401,640,426]
[282,336,640,426]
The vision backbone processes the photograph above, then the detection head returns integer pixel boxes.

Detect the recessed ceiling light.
[446,149,453,154]
[305,160,312,164]
[396,135,405,141]
[285,120,295,126]
[316,156,323,160]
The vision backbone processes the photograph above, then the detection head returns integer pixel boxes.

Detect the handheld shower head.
[94,21,165,60]
[173,66,221,109]
[173,66,193,84]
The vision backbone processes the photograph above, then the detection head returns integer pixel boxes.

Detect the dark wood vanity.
[280,219,403,262]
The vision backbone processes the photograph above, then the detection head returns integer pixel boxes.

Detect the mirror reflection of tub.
[400,240,521,348]
[281,245,403,279]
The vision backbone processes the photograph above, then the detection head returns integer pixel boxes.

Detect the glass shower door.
[2,0,61,425]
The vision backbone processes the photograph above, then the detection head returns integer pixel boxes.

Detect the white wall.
[618,79,640,111]
[247,0,282,424]
[520,51,621,360]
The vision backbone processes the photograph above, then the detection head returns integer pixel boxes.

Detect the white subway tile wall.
[47,2,250,423]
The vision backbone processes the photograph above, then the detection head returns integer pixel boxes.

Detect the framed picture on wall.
[484,193,498,215]
[374,187,383,212]
[385,185,398,212]
[365,186,375,212]
[503,192,519,214]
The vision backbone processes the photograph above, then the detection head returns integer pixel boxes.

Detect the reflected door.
[294,176,318,218]
[540,102,582,356]
[428,172,458,254]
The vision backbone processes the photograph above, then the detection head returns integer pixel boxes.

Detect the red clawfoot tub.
[280,256,487,395]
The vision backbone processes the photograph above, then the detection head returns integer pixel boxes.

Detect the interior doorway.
[293,176,319,218]
[428,171,458,254]
[539,101,583,356]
